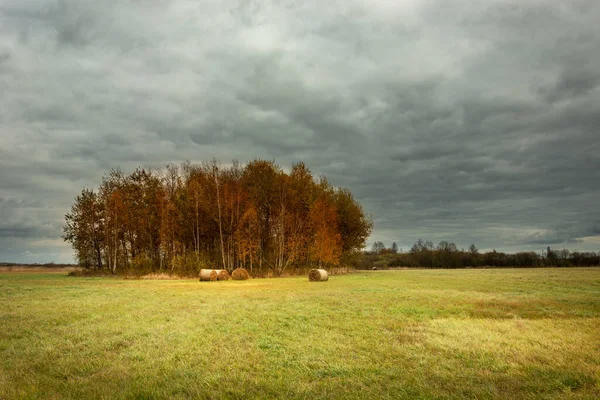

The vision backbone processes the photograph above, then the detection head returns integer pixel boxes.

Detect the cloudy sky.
[1,0,599,263]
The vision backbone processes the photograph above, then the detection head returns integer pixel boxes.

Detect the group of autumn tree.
[63,160,372,276]
[363,240,600,269]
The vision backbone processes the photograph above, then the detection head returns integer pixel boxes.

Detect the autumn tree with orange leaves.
[63,159,372,276]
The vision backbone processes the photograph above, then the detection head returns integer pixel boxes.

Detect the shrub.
[171,252,212,276]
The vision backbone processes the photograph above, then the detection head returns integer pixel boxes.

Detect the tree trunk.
[215,172,226,270]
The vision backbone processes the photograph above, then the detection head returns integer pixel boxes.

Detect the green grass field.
[1,268,599,399]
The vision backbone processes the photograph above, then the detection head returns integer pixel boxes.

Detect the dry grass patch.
[142,273,180,280]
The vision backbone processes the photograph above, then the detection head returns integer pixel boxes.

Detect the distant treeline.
[0,262,76,268]
[358,240,600,269]
[63,160,372,276]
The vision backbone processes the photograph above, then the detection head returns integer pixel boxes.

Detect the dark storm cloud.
[541,68,600,103]
[1,0,599,262]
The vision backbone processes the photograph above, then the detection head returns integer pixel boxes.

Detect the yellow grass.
[1,268,599,399]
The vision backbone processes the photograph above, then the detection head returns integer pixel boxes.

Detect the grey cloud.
[1,0,600,262]
[0,197,60,243]
[0,51,9,64]
[541,68,600,103]
[523,220,600,246]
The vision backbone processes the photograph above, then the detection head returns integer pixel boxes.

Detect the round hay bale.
[231,268,250,280]
[215,269,230,281]
[308,269,328,282]
[199,269,218,281]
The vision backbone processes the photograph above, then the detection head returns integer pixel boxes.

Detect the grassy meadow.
[1,268,599,399]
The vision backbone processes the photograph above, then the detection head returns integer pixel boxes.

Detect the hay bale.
[199,269,218,281]
[231,268,250,280]
[308,269,328,282]
[215,269,230,281]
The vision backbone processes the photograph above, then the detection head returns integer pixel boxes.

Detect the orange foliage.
[64,160,371,275]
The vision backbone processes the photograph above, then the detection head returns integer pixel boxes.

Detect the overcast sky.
[1,0,599,263]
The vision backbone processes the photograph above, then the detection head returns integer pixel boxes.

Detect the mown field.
[1,268,599,399]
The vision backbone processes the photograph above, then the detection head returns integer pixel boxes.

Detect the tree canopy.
[63,160,372,276]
